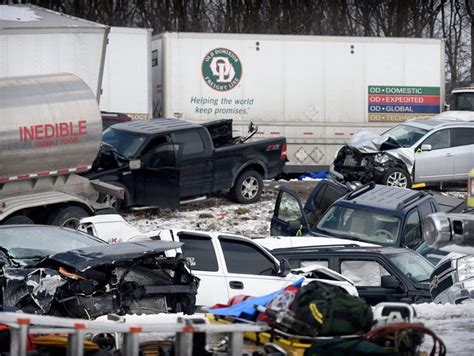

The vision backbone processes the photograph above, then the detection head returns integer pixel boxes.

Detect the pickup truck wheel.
[48,206,89,229]
[382,168,411,188]
[231,170,263,204]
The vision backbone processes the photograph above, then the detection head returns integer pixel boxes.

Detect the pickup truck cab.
[77,216,358,307]
[87,118,286,209]
[271,181,465,249]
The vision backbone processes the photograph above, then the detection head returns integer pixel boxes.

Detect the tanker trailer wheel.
[3,215,34,225]
[47,206,89,229]
[230,170,263,204]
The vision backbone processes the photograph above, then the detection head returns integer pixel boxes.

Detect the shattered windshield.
[102,128,148,159]
[314,205,401,246]
[0,226,104,265]
[388,251,434,283]
[382,124,430,148]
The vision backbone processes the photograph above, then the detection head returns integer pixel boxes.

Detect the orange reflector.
[129,326,142,333]
[16,318,30,325]
[74,323,86,330]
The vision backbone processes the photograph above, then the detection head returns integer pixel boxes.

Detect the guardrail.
[1,312,268,356]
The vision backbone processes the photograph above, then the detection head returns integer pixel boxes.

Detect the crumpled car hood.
[37,241,183,272]
[347,129,415,173]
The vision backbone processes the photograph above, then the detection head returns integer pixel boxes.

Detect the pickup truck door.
[132,142,180,209]
[218,236,290,298]
[271,188,310,236]
[174,231,229,307]
[172,129,213,198]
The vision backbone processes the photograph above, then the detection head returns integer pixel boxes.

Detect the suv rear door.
[451,127,474,180]
[271,188,310,236]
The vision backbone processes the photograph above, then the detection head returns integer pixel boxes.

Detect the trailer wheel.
[231,170,263,204]
[48,206,89,229]
[382,168,411,188]
[3,215,34,225]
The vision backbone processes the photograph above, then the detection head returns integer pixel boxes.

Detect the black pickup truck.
[87,118,286,209]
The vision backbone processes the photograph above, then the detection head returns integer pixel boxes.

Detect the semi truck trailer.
[0,73,123,227]
[151,32,444,173]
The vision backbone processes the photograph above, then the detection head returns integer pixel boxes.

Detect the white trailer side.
[101,27,153,119]
[0,4,108,101]
[152,32,444,173]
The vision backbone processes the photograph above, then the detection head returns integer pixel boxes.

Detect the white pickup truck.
[78,215,358,307]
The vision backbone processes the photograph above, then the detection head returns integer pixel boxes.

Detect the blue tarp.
[208,278,304,321]
[299,170,330,180]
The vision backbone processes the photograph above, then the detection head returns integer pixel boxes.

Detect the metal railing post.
[16,318,30,356]
[67,323,85,356]
[175,319,194,356]
[228,331,243,356]
[122,326,141,356]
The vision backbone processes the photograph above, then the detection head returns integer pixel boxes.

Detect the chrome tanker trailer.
[0,73,122,227]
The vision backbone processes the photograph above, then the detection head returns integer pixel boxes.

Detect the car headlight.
[456,256,474,282]
[374,153,390,164]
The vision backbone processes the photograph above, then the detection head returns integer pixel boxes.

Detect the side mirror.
[278,258,291,277]
[381,275,402,289]
[129,160,141,170]
[421,144,432,152]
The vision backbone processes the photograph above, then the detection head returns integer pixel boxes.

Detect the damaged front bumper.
[331,146,392,184]
[0,241,200,318]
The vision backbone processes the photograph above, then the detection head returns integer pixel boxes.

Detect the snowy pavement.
[125,181,473,354]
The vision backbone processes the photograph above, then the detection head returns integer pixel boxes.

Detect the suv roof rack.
[395,191,425,210]
[346,181,376,200]
[274,244,366,252]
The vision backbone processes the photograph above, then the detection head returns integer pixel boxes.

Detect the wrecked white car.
[0,225,199,317]
[331,112,474,188]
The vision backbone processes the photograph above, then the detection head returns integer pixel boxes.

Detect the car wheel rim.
[387,172,407,188]
[103,195,119,209]
[241,177,259,199]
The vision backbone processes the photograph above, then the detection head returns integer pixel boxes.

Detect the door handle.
[445,153,453,157]
[229,281,244,289]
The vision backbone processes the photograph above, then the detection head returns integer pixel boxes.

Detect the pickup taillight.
[280,144,287,160]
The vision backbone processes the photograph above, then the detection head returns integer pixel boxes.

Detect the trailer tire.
[231,170,263,204]
[48,206,89,229]
[382,168,411,188]
[3,215,34,225]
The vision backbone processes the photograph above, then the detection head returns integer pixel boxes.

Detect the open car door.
[270,187,310,236]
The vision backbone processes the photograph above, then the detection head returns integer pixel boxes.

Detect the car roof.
[403,111,474,130]
[109,118,200,135]
[338,184,426,212]
[271,245,409,256]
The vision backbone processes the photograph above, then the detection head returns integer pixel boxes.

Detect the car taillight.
[280,144,287,160]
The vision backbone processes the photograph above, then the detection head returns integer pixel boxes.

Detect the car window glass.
[178,234,219,272]
[147,143,178,168]
[300,260,329,268]
[172,131,205,157]
[387,252,433,283]
[404,210,421,247]
[451,128,474,147]
[422,129,450,150]
[277,191,303,221]
[340,260,390,286]
[319,186,343,211]
[220,238,276,275]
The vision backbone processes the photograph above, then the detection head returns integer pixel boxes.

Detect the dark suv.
[271,181,464,249]
[271,245,433,304]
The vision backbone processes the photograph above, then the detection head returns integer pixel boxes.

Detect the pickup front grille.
[431,275,454,299]
[433,261,453,277]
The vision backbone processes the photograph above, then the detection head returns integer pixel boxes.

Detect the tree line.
[4,0,474,90]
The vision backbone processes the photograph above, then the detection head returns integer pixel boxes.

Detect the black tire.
[47,206,89,229]
[3,215,34,225]
[230,170,263,204]
[98,182,127,211]
[382,168,412,188]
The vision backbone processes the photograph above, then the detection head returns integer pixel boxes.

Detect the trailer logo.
[202,48,242,91]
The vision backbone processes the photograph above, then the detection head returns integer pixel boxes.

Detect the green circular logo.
[202,48,242,91]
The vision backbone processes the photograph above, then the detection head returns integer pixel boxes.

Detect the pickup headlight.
[456,256,474,282]
[374,153,390,164]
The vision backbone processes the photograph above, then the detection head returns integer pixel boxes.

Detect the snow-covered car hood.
[347,129,415,173]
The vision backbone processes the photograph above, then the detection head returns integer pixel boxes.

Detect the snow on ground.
[124,180,473,354]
